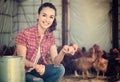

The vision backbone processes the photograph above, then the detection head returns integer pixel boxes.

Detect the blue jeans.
[26,64,65,82]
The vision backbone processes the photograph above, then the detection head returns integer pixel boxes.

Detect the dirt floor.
[60,75,120,82]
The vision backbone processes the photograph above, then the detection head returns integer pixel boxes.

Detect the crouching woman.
[15,2,77,82]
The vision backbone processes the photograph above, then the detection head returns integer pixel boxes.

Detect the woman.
[15,2,77,82]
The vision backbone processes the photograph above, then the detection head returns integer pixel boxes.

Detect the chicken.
[72,47,97,79]
[113,48,120,78]
[93,49,108,79]
[114,48,120,61]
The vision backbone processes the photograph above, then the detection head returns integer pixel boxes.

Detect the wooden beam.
[62,0,69,45]
[112,0,118,48]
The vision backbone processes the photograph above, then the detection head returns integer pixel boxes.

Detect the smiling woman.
[37,4,56,33]
[15,2,77,82]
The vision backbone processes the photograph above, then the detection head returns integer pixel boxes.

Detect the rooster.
[72,47,97,79]
[93,49,108,79]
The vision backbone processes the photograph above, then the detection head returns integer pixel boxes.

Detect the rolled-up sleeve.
[15,30,27,47]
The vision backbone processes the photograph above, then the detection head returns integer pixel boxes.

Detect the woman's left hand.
[62,44,78,55]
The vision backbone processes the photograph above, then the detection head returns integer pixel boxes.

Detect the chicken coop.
[0,0,120,82]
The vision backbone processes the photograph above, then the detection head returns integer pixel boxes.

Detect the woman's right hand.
[33,64,45,75]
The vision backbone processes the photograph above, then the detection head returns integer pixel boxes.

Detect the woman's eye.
[50,16,54,19]
[42,14,46,17]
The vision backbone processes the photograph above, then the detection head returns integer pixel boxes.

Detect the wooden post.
[62,0,69,45]
[112,0,118,48]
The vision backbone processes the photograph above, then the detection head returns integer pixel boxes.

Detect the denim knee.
[45,64,65,82]
[56,64,65,78]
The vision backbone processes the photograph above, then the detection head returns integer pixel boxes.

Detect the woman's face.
[37,7,55,30]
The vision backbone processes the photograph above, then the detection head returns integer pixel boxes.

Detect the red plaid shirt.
[15,24,55,66]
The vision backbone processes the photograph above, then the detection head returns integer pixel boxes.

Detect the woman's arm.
[50,45,76,66]
[16,44,35,68]
[16,44,45,75]
[50,45,65,66]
